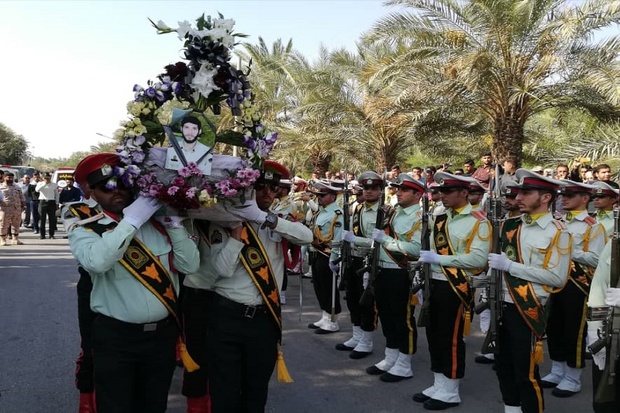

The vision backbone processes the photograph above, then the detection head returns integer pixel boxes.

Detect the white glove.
[154,215,186,229]
[419,250,441,264]
[588,328,606,370]
[371,228,387,243]
[488,252,513,272]
[329,261,340,274]
[342,230,356,243]
[230,199,268,224]
[122,196,161,229]
[605,288,620,307]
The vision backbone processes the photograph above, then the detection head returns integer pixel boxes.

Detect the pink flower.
[167,186,180,195]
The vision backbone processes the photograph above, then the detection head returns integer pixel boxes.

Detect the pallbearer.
[413,172,491,411]
[487,169,572,413]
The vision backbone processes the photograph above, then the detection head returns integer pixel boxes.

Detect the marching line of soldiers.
[61,150,620,413]
[303,167,620,413]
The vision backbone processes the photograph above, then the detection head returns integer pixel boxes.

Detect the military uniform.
[413,172,491,410]
[366,173,423,382]
[587,241,620,413]
[592,181,619,238]
[542,181,607,397]
[67,153,200,413]
[0,174,26,245]
[308,181,344,333]
[489,169,572,413]
[337,171,387,358]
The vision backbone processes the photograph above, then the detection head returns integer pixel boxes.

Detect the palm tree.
[367,0,620,165]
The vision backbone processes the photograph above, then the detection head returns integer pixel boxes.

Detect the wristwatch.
[262,212,278,229]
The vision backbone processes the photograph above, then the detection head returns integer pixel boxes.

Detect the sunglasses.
[315,192,330,197]
[438,188,462,194]
[255,182,280,192]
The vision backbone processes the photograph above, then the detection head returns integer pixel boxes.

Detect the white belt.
[379,262,401,269]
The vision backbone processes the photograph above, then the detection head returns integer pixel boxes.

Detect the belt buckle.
[143,322,157,332]
[244,306,257,318]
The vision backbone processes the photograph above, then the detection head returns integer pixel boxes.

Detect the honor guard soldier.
[587,241,620,413]
[487,169,572,413]
[465,178,487,211]
[414,172,491,410]
[592,181,619,238]
[195,160,312,412]
[367,173,424,382]
[66,153,200,413]
[337,171,388,358]
[308,180,344,333]
[540,180,606,397]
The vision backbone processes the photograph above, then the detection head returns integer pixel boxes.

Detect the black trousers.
[30,200,39,232]
[496,303,544,413]
[206,293,279,413]
[38,200,56,237]
[75,267,96,393]
[375,268,417,354]
[344,256,377,331]
[310,252,341,314]
[592,358,620,413]
[426,279,466,379]
[181,287,211,398]
[546,280,588,368]
[92,314,177,413]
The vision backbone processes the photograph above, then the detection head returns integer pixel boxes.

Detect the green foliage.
[0,123,28,165]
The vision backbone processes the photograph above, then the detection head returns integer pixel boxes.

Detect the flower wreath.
[109,14,277,211]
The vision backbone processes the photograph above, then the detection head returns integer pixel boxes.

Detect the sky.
[0,0,398,160]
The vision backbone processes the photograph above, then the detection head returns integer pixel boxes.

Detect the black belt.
[209,291,269,319]
[96,313,172,332]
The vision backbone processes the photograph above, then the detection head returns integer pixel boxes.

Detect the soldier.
[465,178,487,211]
[587,241,620,413]
[540,180,607,397]
[413,172,491,410]
[0,172,26,245]
[367,173,423,382]
[337,171,387,358]
[591,181,619,238]
[307,181,344,334]
[487,169,572,413]
[197,161,313,412]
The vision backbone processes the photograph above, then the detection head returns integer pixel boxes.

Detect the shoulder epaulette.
[551,220,567,231]
[471,210,487,221]
[584,216,597,226]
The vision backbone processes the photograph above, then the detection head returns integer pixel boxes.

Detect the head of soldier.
[592,181,619,211]
[255,161,289,211]
[467,183,485,207]
[314,186,337,207]
[514,169,557,215]
[503,157,517,174]
[559,182,592,212]
[277,180,292,199]
[358,171,382,204]
[393,174,424,208]
[74,153,132,214]
[501,182,520,213]
[180,116,202,145]
[434,172,470,210]
[292,177,307,193]
[3,172,15,186]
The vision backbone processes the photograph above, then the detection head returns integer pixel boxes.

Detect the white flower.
[191,66,220,99]
[214,18,235,32]
[176,20,193,40]
[156,20,171,30]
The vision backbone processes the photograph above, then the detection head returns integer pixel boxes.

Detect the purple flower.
[186,187,197,199]
[132,151,145,163]
[167,186,180,196]
[145,87,157,98]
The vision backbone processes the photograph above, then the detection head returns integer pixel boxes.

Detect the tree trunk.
[492,109,524,167]
[311,150,331,176]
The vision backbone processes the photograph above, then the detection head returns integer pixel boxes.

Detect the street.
[0,228,593,413]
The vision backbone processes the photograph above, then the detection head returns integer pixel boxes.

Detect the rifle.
[588,196,620,403]
[415,179,432,327]
[478,165,503,355]
[337,172,350,291]
[359,174,386,307]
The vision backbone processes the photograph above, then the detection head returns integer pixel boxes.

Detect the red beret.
[258,160,290,183]
[74,153,122,189]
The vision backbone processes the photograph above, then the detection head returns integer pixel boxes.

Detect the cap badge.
[101,164,113,177]
[265,171,274,180]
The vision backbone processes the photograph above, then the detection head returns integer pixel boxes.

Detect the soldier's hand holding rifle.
[419,250,441,265]
[488,252,513,272]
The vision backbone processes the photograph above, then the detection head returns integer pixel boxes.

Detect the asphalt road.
[0,227,594,413]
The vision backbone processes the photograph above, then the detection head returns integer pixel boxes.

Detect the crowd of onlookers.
[0,169,84,245]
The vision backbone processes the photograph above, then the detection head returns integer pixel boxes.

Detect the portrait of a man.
[165,116,213,175]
